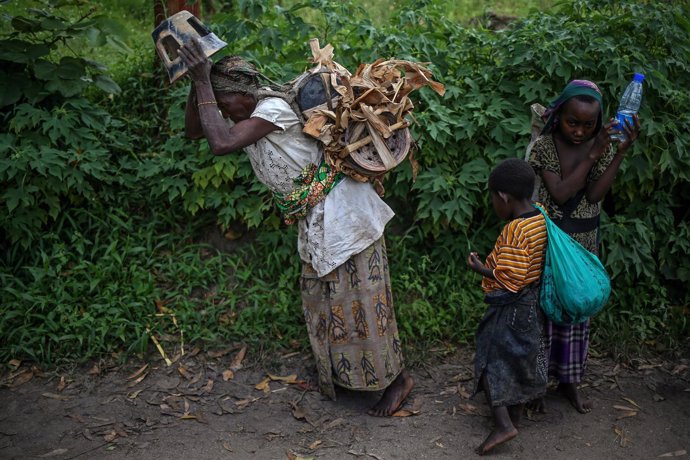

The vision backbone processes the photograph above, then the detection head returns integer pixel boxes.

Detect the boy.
[467,158,548,455]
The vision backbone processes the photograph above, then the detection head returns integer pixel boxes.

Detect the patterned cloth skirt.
[473,285,548,407]
[545,227,596,384]
[546,320,590,383]
[300,237,404,399]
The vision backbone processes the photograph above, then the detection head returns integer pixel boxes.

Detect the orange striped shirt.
[481,209,547,293]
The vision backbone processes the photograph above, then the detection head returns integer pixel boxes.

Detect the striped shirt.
[482,208,547,293]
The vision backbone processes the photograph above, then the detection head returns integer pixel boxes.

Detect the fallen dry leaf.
[391,408,419,417]
[308,440,322,450]
[9,369,33,388]
[127,372,148,388]
[230,346,247,371]
[621,397,641,409]
[177,365,192,380]
[268,373,300,384]
[255,377,271,392]
[127,364,149,381]
[37,448,68,458]
[613,405,637,412]
[324,418,345,430]
[287,452,315,460]
[457,402,482,416]
[616,411,637,420]
[292,405,308,421]
[87,363,101,375]
[200,378,214,393]
[103,430,119,442]
[658,450,687,457]
[190,371,203,385]
[457,384,471,399]
[128,389,143,400]
[8,359,21,370]
[613,425,631,447]
[56,376,66,392]
[222,442,233,452]
[207,348,233,358]
[222,370,235,381]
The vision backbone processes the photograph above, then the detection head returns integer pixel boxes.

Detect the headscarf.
[209,55,301,118]
[541,79,604,135]
[210,56,261,97]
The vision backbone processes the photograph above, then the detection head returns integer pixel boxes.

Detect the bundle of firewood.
[300,39,445,186]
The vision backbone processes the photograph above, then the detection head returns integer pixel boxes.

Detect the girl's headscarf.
[541,79,604,135]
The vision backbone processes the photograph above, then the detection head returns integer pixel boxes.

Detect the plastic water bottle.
[611,73,644,141]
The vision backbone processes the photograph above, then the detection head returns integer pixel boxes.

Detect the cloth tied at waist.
[273,159,344,225]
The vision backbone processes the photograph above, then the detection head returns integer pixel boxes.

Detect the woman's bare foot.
[367,369,414,417]
[475,426,518,455]
[558,382,592,413]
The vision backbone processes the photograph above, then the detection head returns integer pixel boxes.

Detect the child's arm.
[467,252,495,279]
[585,114,641,203]
[541,125,612,205]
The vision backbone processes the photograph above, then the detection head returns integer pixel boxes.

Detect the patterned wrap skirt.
[473,285,548,407]
[545,227,596,384]
[300,237,404,399]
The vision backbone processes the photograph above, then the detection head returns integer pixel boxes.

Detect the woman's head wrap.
[210,56,261,97]
[541,79,604,135]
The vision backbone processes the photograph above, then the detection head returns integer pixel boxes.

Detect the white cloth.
[243,97,394,277]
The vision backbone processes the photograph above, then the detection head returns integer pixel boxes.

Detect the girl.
[528,79,640,413]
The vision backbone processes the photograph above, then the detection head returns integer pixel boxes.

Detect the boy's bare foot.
[475,426,518,455]
[367,369,413,417]
[526,396,546,414]
[507,404,523,427]
[558,382,592,413]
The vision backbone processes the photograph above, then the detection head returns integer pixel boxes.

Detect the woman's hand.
[613,114,641,155]
[178,37,212,83]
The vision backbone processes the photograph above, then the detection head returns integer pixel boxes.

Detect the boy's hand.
[467,252,484,271]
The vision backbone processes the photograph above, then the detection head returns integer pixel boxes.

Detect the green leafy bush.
[1,0,688,365]
[0,5,127,248]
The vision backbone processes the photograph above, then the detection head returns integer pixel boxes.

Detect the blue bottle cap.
[633,73,645,82]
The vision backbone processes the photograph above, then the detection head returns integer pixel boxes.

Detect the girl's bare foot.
[475,426,518,455]
[367,369,414,417]
[558,382,592,413]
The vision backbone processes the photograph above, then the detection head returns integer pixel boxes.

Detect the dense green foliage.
[1,0,688,365]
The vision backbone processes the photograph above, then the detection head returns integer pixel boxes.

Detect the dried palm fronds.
[301,39,445,188]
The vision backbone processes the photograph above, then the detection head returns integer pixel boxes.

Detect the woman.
[178,38,413,416]
[528,79,640,413]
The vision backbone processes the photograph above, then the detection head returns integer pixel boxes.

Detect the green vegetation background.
[1,0,688,367]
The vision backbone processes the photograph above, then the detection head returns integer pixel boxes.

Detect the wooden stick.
[343,121,407,154]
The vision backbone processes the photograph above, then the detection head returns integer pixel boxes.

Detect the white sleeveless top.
[242,97,394,277]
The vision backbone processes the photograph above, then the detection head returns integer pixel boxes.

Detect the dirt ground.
[1,347,688,460]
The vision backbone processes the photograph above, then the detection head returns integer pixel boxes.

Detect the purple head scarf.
[541,79,604,135]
